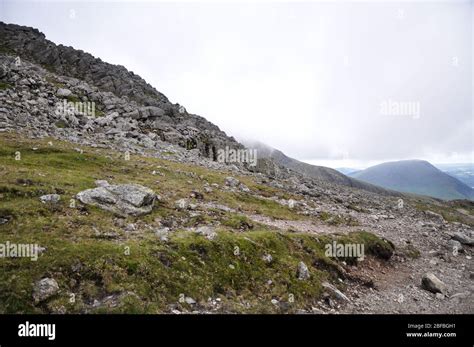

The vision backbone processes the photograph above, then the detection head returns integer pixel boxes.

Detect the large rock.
[421,273,447,294]
[297,261,310,280]
[452,232,474,246]
[139,106,164,119]
[33,278,59,303]
[56,88,72,97]
[225,176,240,188]
[322,281,350,302]
[425,211,445,222]
[448,239,463,253]
[76,183,157,216]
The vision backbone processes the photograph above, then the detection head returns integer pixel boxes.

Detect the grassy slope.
[0,133,394,313]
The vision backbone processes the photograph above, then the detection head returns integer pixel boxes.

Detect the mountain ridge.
[243,140,400,197]
[349,159,474,201]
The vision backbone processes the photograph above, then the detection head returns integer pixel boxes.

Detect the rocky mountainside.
[0,22,473,314]
[244,140,398,196]
[350,160,474,201]
[0,22,244,161]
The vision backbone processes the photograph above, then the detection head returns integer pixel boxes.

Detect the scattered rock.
[322,281,350,302]
[124,223,137,232]
[91,291,139,309]
[238,183,250,192]
[448,239,463,253]
[33,278,59,303]
[421,273,447,294]
[297,261,310,280]
[185,297,196,305]
[262,254,273,263]
[190,191,204,200]
[175,198,189,210]
[452,232,474,246]
[194,226,217,240]
[425,211,444,222]
[155,227,170,241]
[225,176,240,187]
[39,194,60,204]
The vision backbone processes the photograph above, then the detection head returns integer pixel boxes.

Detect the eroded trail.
[244,210,474,314]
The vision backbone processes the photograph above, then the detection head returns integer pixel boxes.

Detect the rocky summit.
[0,22,473,314]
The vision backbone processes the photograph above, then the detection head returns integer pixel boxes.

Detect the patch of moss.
[0,82,12,90]
[319,211,359,226]
[222,214,254,231]
[399,244,421,259]
[414,200,474,226]
[54,120,67,128]
[94,108,105,118]
[66,95,81,103]
[0,44,15,55]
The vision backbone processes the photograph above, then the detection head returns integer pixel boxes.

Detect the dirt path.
[246,212,474,314]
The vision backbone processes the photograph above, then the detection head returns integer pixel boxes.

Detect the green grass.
[0,82,12,90]
[222,214,254,231]
[414,200,474,226]
[66,95,81,103]
[0,44,15,55]
[0,133,394,313]
[319,211,360,226]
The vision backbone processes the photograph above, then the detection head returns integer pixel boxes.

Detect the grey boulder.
[56,88,72,97]
[322,281,350,302]
[421,272,447,294]
[452,232,474,246]
[76,183,157,216]
[33,278,59,303]
[225,176,240,188]
[297,261,310,280]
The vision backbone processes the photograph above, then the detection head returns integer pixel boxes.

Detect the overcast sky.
[1,0,472,168]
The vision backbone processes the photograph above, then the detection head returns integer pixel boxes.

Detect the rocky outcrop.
[0,22,243,161]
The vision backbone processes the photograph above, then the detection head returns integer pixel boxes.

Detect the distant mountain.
[336,167,360,176]
[349,160,474,200]
[435,163,474,189]
[243,141,396,196]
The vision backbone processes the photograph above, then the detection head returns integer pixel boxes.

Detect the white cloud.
[1,0,472,167]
